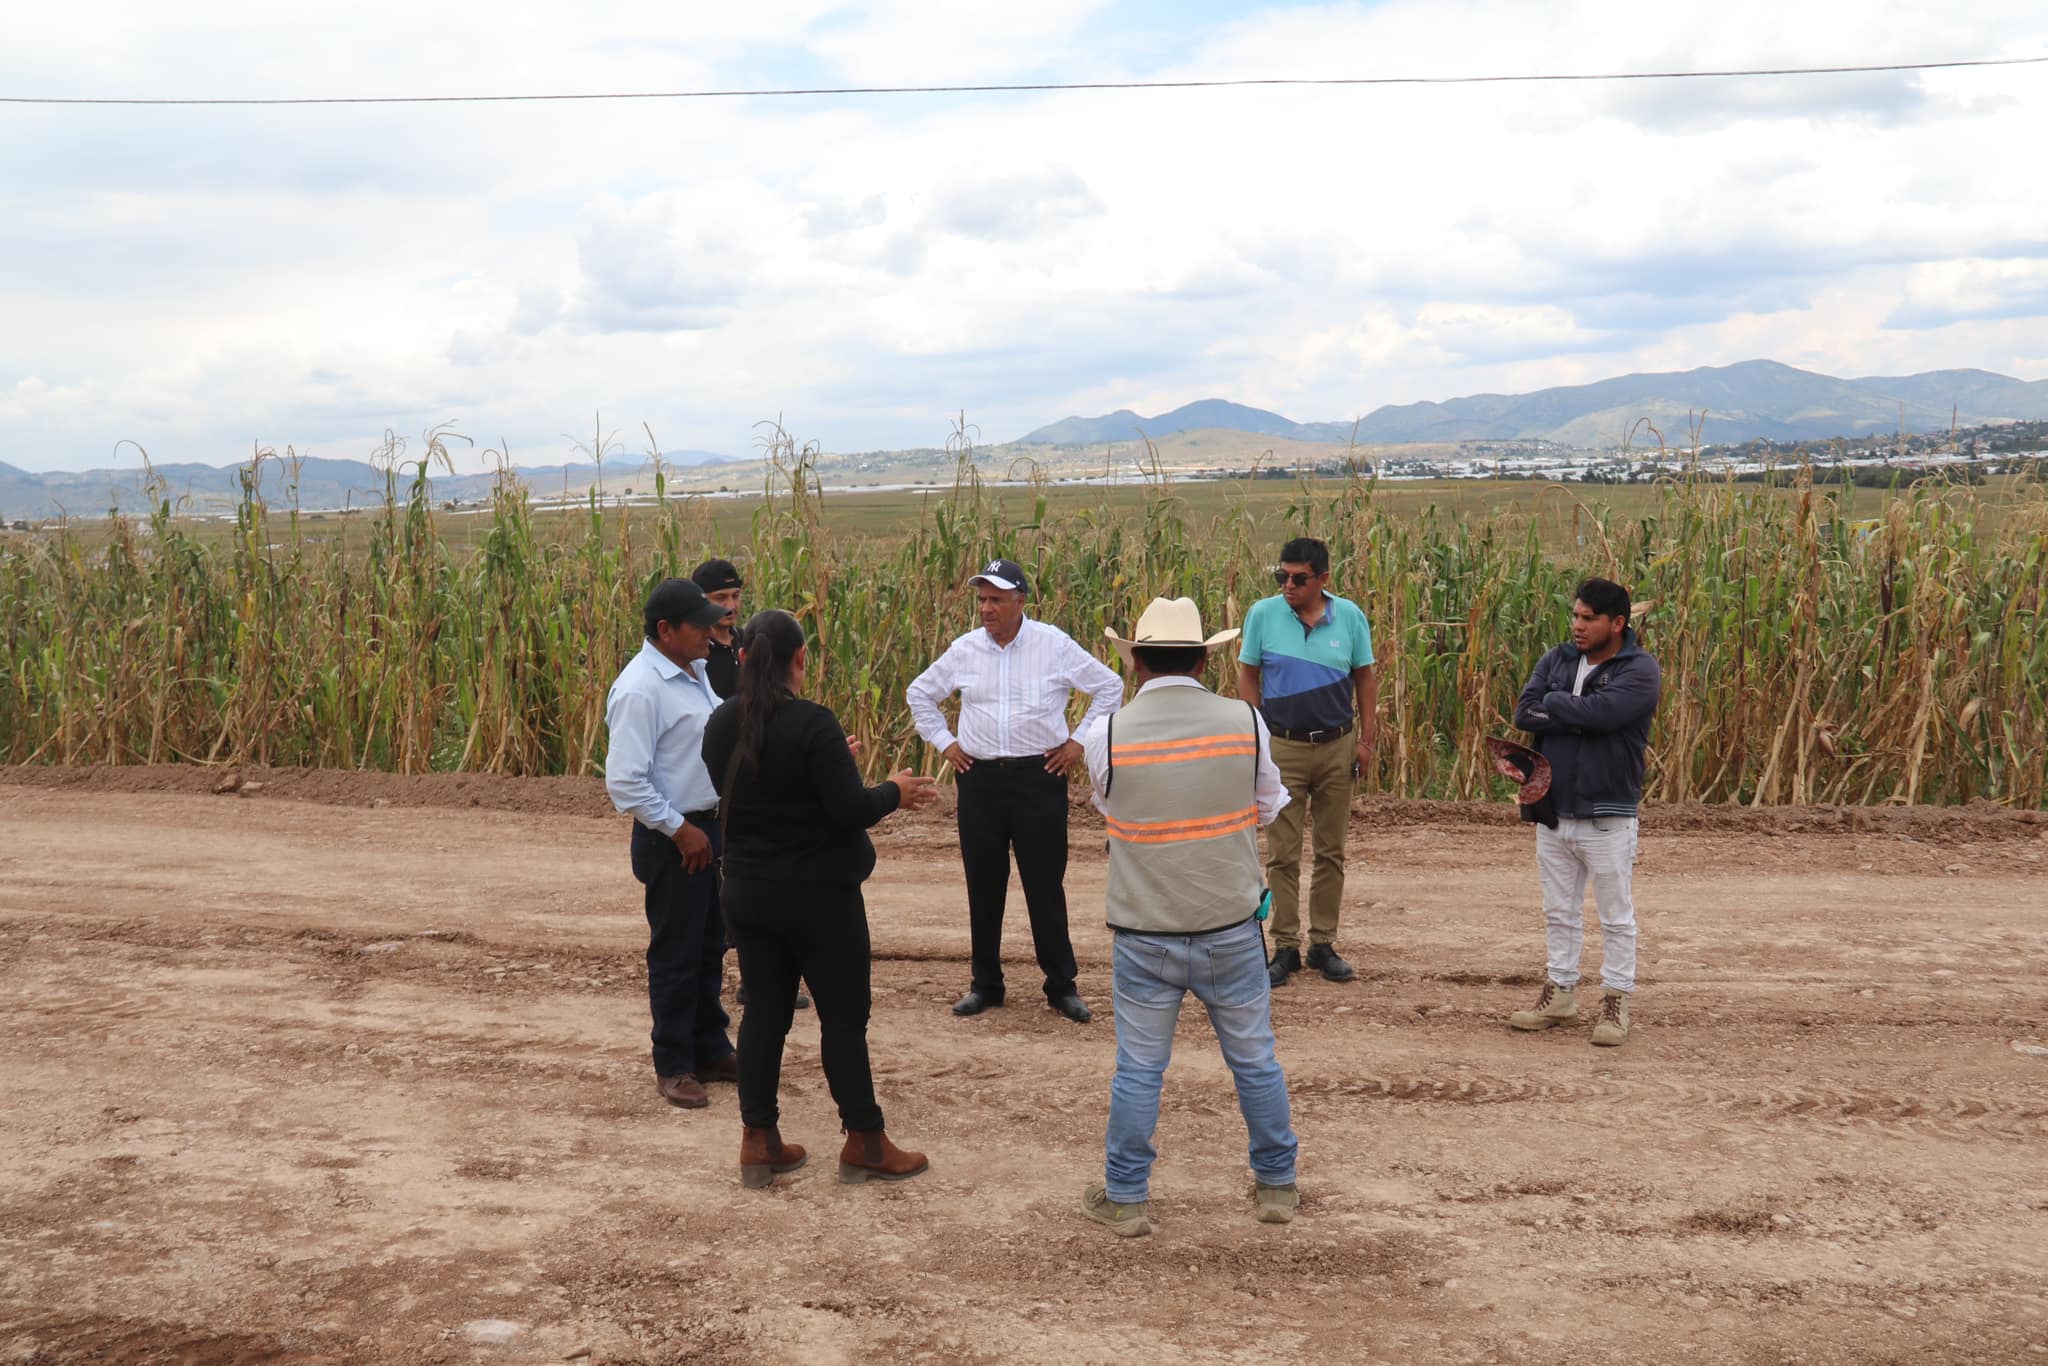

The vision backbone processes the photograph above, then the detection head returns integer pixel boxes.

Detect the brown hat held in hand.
[1485,737,1558,828]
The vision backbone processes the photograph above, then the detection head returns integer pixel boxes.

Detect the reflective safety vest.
[1102,683,1266,935]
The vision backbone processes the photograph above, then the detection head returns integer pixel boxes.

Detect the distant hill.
[0,451,739,521]
[1018,399,1356,446]
[1017,361,2048,450]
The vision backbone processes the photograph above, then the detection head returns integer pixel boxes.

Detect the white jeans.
[1535,816,1639,994]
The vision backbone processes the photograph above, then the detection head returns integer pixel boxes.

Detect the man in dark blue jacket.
[1506,578,1661,1046]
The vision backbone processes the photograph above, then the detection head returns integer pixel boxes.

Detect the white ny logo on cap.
[986,560,1003,573]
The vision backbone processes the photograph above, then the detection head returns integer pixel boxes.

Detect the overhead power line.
[3,54,2044,107]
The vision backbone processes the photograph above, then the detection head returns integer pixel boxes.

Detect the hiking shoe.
[1590,988,1630,1047]
[1254,1182,1300,1225]
[1305,944,1356,983]
[1508,982,1577,1031]
[1268,948,1303,988]
[1081,1184,1152,1237]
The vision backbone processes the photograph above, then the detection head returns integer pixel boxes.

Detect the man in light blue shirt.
[605,576,736,1111]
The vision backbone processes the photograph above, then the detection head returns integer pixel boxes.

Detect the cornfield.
[2,424,2043,807]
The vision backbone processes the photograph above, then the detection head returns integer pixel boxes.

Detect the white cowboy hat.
[1103,597,1240,665]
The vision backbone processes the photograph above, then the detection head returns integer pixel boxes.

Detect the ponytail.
[732,609,806,777]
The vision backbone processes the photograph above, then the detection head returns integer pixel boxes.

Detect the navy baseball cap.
[967,557,1029,594]
[643,577,728,637]
[691,558,743,593]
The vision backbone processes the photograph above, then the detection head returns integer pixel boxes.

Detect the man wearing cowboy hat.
[906,557,1123,1023]
[1506,577,1661,1046]
[1077,598,1298,1237]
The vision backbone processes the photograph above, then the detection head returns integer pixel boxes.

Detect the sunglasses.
[1272,569,1319,588]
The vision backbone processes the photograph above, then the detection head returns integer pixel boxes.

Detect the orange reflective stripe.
[1112,739,1256,767]
[1110,732,1254,755]
[1106,805,1258,844]
[1108,813,1258,845]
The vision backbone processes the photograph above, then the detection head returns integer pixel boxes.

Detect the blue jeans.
[1105,918,1299,1203]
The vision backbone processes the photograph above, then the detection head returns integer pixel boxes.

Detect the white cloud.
[1,0,2045,468]
[1888,256,2048,328]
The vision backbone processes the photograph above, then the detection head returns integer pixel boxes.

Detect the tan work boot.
[1590,988,1630,1046]
[1508,981,1578,1031]
[738,1126,808,1189]
[837,1129,929,1184]
[1081,1184,1152,1237]
[1254,1181,1300,1225]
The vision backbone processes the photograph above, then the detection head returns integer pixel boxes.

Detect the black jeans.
[630,817,733,1078]
[956,760,1078,1002]
[724,876,884,1134]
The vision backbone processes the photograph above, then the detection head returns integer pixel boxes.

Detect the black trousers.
[956,760,1078,1002]
[724,876,884,1134]
[630,817,733,1078]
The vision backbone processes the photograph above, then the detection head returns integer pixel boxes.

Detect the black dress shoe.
[1306,944,1357,982]
[952,989,1003,1017]
[794,991,811,1010]
[1268,947,1302,988]
[1050,994,1093,1024]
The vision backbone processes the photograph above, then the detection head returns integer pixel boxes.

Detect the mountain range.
[7,360,2048,520]
[0,451,736,522]
[1015,361,2048,449]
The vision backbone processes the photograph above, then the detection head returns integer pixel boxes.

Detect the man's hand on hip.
[1043,739,1083,776]
[671,821,713,874]
[942,743,975,774]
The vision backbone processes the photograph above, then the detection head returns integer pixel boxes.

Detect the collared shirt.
[1080,676,1290,822]
[603,639,721,835]
[1238,590,1375,733]
[906,617,1123,759]
[705,635,740,699]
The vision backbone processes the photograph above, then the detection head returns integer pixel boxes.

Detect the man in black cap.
[691,558,745,700]
[604,576,739,1109]
[906,557,1123,1022]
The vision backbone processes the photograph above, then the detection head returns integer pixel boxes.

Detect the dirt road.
[2,768,2046,1364]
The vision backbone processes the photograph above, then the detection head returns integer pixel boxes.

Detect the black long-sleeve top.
[702,695,901,885]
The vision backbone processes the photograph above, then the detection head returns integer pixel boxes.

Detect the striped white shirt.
[906,618,1124,759]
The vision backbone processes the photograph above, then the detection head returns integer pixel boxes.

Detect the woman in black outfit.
[703,610,940,1188]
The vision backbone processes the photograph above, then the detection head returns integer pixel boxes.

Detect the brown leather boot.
[837,1128,928,1184]
[738,1126,808,1189]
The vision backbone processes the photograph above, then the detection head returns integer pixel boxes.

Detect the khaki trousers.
[1263,726,1354,952]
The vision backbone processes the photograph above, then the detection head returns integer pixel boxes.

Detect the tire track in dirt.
[1285,1070,2048,1142]
[0,1308,357,1365]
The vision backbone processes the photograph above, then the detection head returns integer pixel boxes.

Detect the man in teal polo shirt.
[1237,536,1377,986]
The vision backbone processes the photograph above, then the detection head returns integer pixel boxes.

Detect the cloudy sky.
[4,1,2045,471]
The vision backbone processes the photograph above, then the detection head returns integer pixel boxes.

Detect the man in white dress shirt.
[906,558,1123,1022]
[605,576,737,1111]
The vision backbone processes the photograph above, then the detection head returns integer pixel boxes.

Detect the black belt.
[1268,723,1352,744]
[974,755,1050,769]
[1110,914,1255,939]
[635,812,718,836]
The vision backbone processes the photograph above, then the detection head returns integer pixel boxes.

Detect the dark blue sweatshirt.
[1512,629,1662,819]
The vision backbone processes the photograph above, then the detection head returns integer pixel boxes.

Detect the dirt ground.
[2,767,2045,1365]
